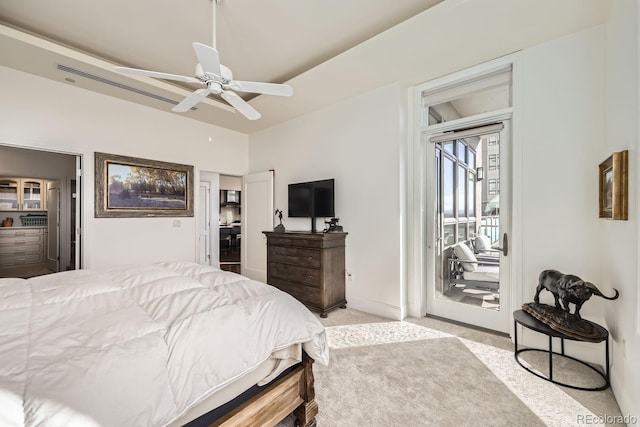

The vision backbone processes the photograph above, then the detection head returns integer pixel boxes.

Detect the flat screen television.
[288,179,335,232]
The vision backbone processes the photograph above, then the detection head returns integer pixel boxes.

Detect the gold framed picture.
[598,150,628,220]
[95,152,194,218]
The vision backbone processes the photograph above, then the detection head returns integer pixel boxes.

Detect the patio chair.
[446,241,500,291]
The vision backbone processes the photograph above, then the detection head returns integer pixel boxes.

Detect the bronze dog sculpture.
[534,269,619,319]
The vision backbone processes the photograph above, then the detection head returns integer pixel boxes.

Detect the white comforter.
[0,262,329,427]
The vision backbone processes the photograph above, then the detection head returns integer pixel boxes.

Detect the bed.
[0,261,329,427]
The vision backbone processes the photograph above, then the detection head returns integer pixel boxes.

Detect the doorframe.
[407,53,524,337]
[0,142,83,271]
[199,171,220,267]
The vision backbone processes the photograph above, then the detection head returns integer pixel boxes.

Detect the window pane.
[469,222,476,239]
[428,107,444,125]
[457,141,467,163]
[443,142,454,155]
[444,157,454,217]
[468,150,476,169]
[489,154,499,170]
[427,80,511,123]
[468,173,476,217]
[457,166,466,217]
[458,224,467,242]
[443,224,456,246]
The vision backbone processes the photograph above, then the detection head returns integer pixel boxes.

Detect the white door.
[198,182,211,265]
[46,181,60,272]
[74,156,81,269]
[426,122,511,333]
[241,171,274,281]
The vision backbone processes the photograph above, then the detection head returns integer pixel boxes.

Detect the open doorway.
[0,145,81,278]
[219,175,241,273]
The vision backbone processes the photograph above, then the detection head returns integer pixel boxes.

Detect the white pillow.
[454,242,478,272]
[474,235,491,253]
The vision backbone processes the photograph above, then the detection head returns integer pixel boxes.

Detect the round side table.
[513,309,610,391]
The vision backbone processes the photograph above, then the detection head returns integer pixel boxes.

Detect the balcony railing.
[479,215,500,245]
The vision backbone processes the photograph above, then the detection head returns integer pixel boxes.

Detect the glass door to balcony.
[427,123,511,333]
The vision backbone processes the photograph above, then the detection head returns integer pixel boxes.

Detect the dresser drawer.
[0,227,43,236]
[268,236,323,249]
[269,262,320,287]
[0,243,41,256]
[268,246,320,268]
[269,278,320,307]
[0,252,43,266]
[0,234,43,246]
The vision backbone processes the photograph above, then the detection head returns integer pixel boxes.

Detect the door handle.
[495,233,508,256]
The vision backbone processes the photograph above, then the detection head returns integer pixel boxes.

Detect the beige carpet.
[276,311,623,427]
[314,338,544,426]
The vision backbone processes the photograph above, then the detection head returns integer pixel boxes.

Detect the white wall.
[516,9,640,416]
[0,65,249,269]
[603,0,639,419]
[250,83,407,319]
[518,27,607,324]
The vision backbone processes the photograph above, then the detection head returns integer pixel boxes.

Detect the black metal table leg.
[548,335,553,381]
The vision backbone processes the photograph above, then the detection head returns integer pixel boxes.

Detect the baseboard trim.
[346,297,403,320]
[424,313,510,338]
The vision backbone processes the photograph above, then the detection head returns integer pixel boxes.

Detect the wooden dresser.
[263,231,347,317]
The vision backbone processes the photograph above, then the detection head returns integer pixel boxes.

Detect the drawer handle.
[15,241,25,246]
[16,232,25,236]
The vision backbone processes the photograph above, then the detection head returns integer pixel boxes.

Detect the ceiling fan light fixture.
[195,63,233,81]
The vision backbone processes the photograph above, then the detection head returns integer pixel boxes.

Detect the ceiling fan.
[114,1,292,120]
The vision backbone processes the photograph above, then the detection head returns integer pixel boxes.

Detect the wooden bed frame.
[210,353,318,427]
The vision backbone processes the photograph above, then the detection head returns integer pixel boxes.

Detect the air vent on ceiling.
[56,64,196,110]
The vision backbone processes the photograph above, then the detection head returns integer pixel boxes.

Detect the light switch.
[173,220,181,228]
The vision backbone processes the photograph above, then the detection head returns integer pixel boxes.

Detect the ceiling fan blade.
[221,90,261,120]
[229,81,293,97]
[172,88,210,112]
[192,43,222,77]
[115,67,201,84]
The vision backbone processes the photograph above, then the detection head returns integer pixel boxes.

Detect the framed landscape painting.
[598,150,628,220]
[95,152,194,217]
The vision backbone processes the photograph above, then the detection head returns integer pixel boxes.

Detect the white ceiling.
[0,0,611,134]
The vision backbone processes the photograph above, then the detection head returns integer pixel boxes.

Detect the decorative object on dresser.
[274,209,285,232]
[323,217,342,233]
[263,231,347,318]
